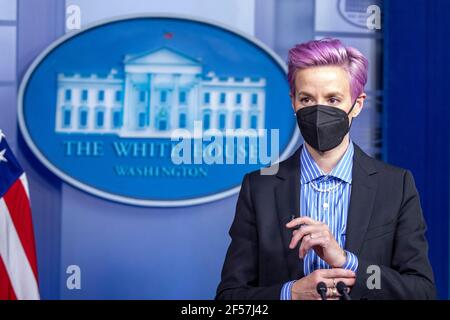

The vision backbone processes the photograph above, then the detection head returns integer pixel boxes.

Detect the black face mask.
[296,102,356,152]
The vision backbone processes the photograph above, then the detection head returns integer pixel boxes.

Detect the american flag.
[0,130,40,300]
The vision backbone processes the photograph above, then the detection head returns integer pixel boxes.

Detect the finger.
[337,278,356,288]
[319,268,356,279]
[289,225,324,249]
[299,234,326,258]
[286,216,321,228]
[322,277,356,288]
[326,287,339,298]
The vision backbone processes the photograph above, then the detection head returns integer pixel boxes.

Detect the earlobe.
[353,98,365,117]
[353,105,361,117]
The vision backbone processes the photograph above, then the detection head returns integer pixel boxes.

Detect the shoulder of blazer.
[352,143,409,179]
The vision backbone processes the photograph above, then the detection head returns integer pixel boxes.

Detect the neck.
[305,135,350,174]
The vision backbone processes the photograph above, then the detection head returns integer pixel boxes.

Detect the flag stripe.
[0,134,39,300]
[19,174,30,199]
[0,256,17,300]
[3,179,38,281]
[0,197,40,299]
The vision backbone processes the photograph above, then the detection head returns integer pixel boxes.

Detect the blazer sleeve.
[215,173,284,300]
[351,170,437,299]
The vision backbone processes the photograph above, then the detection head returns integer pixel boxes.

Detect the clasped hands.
[285,216,356,300]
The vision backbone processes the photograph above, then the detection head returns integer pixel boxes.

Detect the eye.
[300,97,314,106]
[328,97,341,105]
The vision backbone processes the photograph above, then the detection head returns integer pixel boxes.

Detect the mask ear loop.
[347,100,357,130]
[347,100,357,115]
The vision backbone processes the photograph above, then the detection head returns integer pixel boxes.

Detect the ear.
[351,92,367,118]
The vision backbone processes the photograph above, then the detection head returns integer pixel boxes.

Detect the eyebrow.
[296,91,314,97]
[324,91,345,98]
[296,91,344,98]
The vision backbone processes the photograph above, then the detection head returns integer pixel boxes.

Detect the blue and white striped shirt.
[280,141,359,300]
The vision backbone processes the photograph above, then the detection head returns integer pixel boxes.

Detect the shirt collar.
[300,140,354,185]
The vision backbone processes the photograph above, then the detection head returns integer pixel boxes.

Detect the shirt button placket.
[323,184,329,210]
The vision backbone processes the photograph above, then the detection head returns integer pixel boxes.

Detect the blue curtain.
[384,0,450,299]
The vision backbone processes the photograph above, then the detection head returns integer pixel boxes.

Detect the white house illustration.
[55,47,266,138]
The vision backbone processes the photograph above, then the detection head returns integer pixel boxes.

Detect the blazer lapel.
[275,147,304,280]
[345,144,378,255]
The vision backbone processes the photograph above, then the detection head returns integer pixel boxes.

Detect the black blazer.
[216,144,436,300]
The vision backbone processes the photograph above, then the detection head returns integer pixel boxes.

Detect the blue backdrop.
[384,0,450,299]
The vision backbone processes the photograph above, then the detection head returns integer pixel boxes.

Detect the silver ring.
[310,233,314,239]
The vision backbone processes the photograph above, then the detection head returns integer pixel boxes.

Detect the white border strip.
[17,13,300,207]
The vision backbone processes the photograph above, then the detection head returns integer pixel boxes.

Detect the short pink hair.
[287,38,369,101]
